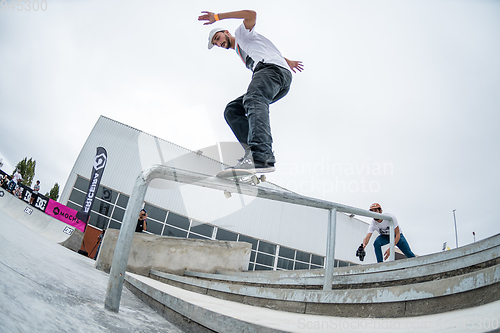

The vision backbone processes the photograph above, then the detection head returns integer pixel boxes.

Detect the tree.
[45,183,60,201]
[13,157,36,187]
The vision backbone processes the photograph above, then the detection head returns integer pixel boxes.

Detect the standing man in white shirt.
[360,203,416,262]
[198,10,303,173]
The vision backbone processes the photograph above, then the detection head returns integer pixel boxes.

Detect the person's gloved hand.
[356,244,366,261]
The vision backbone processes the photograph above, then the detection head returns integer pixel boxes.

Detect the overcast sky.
[1,0,499,257]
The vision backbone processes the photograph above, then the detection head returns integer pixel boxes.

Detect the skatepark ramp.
[0,189,83,251]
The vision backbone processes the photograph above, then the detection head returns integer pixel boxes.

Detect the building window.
[162,225,187,238]
[257,240,276,256]
[144,203,167,223]
[116,194,129,209]
[277,257,294,270]
[215,228,238,241]
[166,212,190,231]
[189,221,213,238]
[256,252,275,267]
[238,235,258,250]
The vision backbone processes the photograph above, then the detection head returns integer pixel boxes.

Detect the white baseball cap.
[207,27,226,50]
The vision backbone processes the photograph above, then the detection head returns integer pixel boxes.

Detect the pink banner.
[46,199,86,233]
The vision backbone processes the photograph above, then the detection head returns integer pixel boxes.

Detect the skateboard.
[216,169,267,198]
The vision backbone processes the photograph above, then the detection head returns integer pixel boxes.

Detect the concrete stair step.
[184,244,500,289]
[148,264,500,317]
[217,232,500,280]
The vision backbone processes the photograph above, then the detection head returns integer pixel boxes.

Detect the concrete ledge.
[96,229,251,276]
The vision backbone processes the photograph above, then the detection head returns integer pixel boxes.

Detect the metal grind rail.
[104,165,395,312]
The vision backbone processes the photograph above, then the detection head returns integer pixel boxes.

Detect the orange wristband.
[214,13,220,21]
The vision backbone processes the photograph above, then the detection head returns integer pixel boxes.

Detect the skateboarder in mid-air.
[198,10,303,174]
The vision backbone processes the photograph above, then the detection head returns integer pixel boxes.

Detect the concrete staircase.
[124,233,500,332]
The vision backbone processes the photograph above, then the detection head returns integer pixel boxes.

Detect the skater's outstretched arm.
[284,58,304,73]
[199,10,256,31]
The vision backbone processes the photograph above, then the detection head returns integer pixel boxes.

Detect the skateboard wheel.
[260,175,266,182]
[251,175,260,185]
[223,190,232,198]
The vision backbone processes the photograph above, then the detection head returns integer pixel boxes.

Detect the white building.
[60,116,378,270]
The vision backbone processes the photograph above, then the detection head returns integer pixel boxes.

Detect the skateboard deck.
[216,169,267,198]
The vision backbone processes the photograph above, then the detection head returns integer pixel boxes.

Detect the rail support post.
[323,207,337,291]
[104,171,149,312]
[389,217,395,261]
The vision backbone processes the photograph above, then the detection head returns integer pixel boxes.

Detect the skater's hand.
[198,11,216,25]
[285,58,304,73]
[384,248,390,260]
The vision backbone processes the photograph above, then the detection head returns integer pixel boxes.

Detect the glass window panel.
[69,190,86,206]
[215,229,238,241]
[278,246,295,260]
[166,212,190,230]
[188,233,210,240]
[66,201,81,212]
[99,187,117,204]
[311,255,324,266]
[256,252,275,267]
[258,241,276,255]
[277,257,294,270]
[294,262,310,270]
[295,251,311,263]
[92,198,112,217]
[108,219,121,230]
[249,250,256,263]
[116,194,129,209]
[189,221,213,238]
[248,263,254,271]
[89,211,109,230]
[145,220,163,235]
[310,265,323,270]
[144,203,167,223]
[93,186,116,204]
[162,225,187,238]
[239,235,258,250]
[254,264,272,271]
[112,207,125,222]
[338,261,350,267]
[74,176,89,192]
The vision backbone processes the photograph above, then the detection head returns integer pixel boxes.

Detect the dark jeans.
[373,233,415,263]
[7,181,16,192]
[224,62,292,163]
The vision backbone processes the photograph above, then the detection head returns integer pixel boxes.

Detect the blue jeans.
[373,233,415,263]
[224,62,292,164]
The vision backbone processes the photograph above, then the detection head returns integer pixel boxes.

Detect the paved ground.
[0,204,183,333]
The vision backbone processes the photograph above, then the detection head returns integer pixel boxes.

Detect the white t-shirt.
[367,213,401,235]
[234,23,290,72]
[12,172,23,184]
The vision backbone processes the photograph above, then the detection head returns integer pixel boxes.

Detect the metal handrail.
[104,165,394,312]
